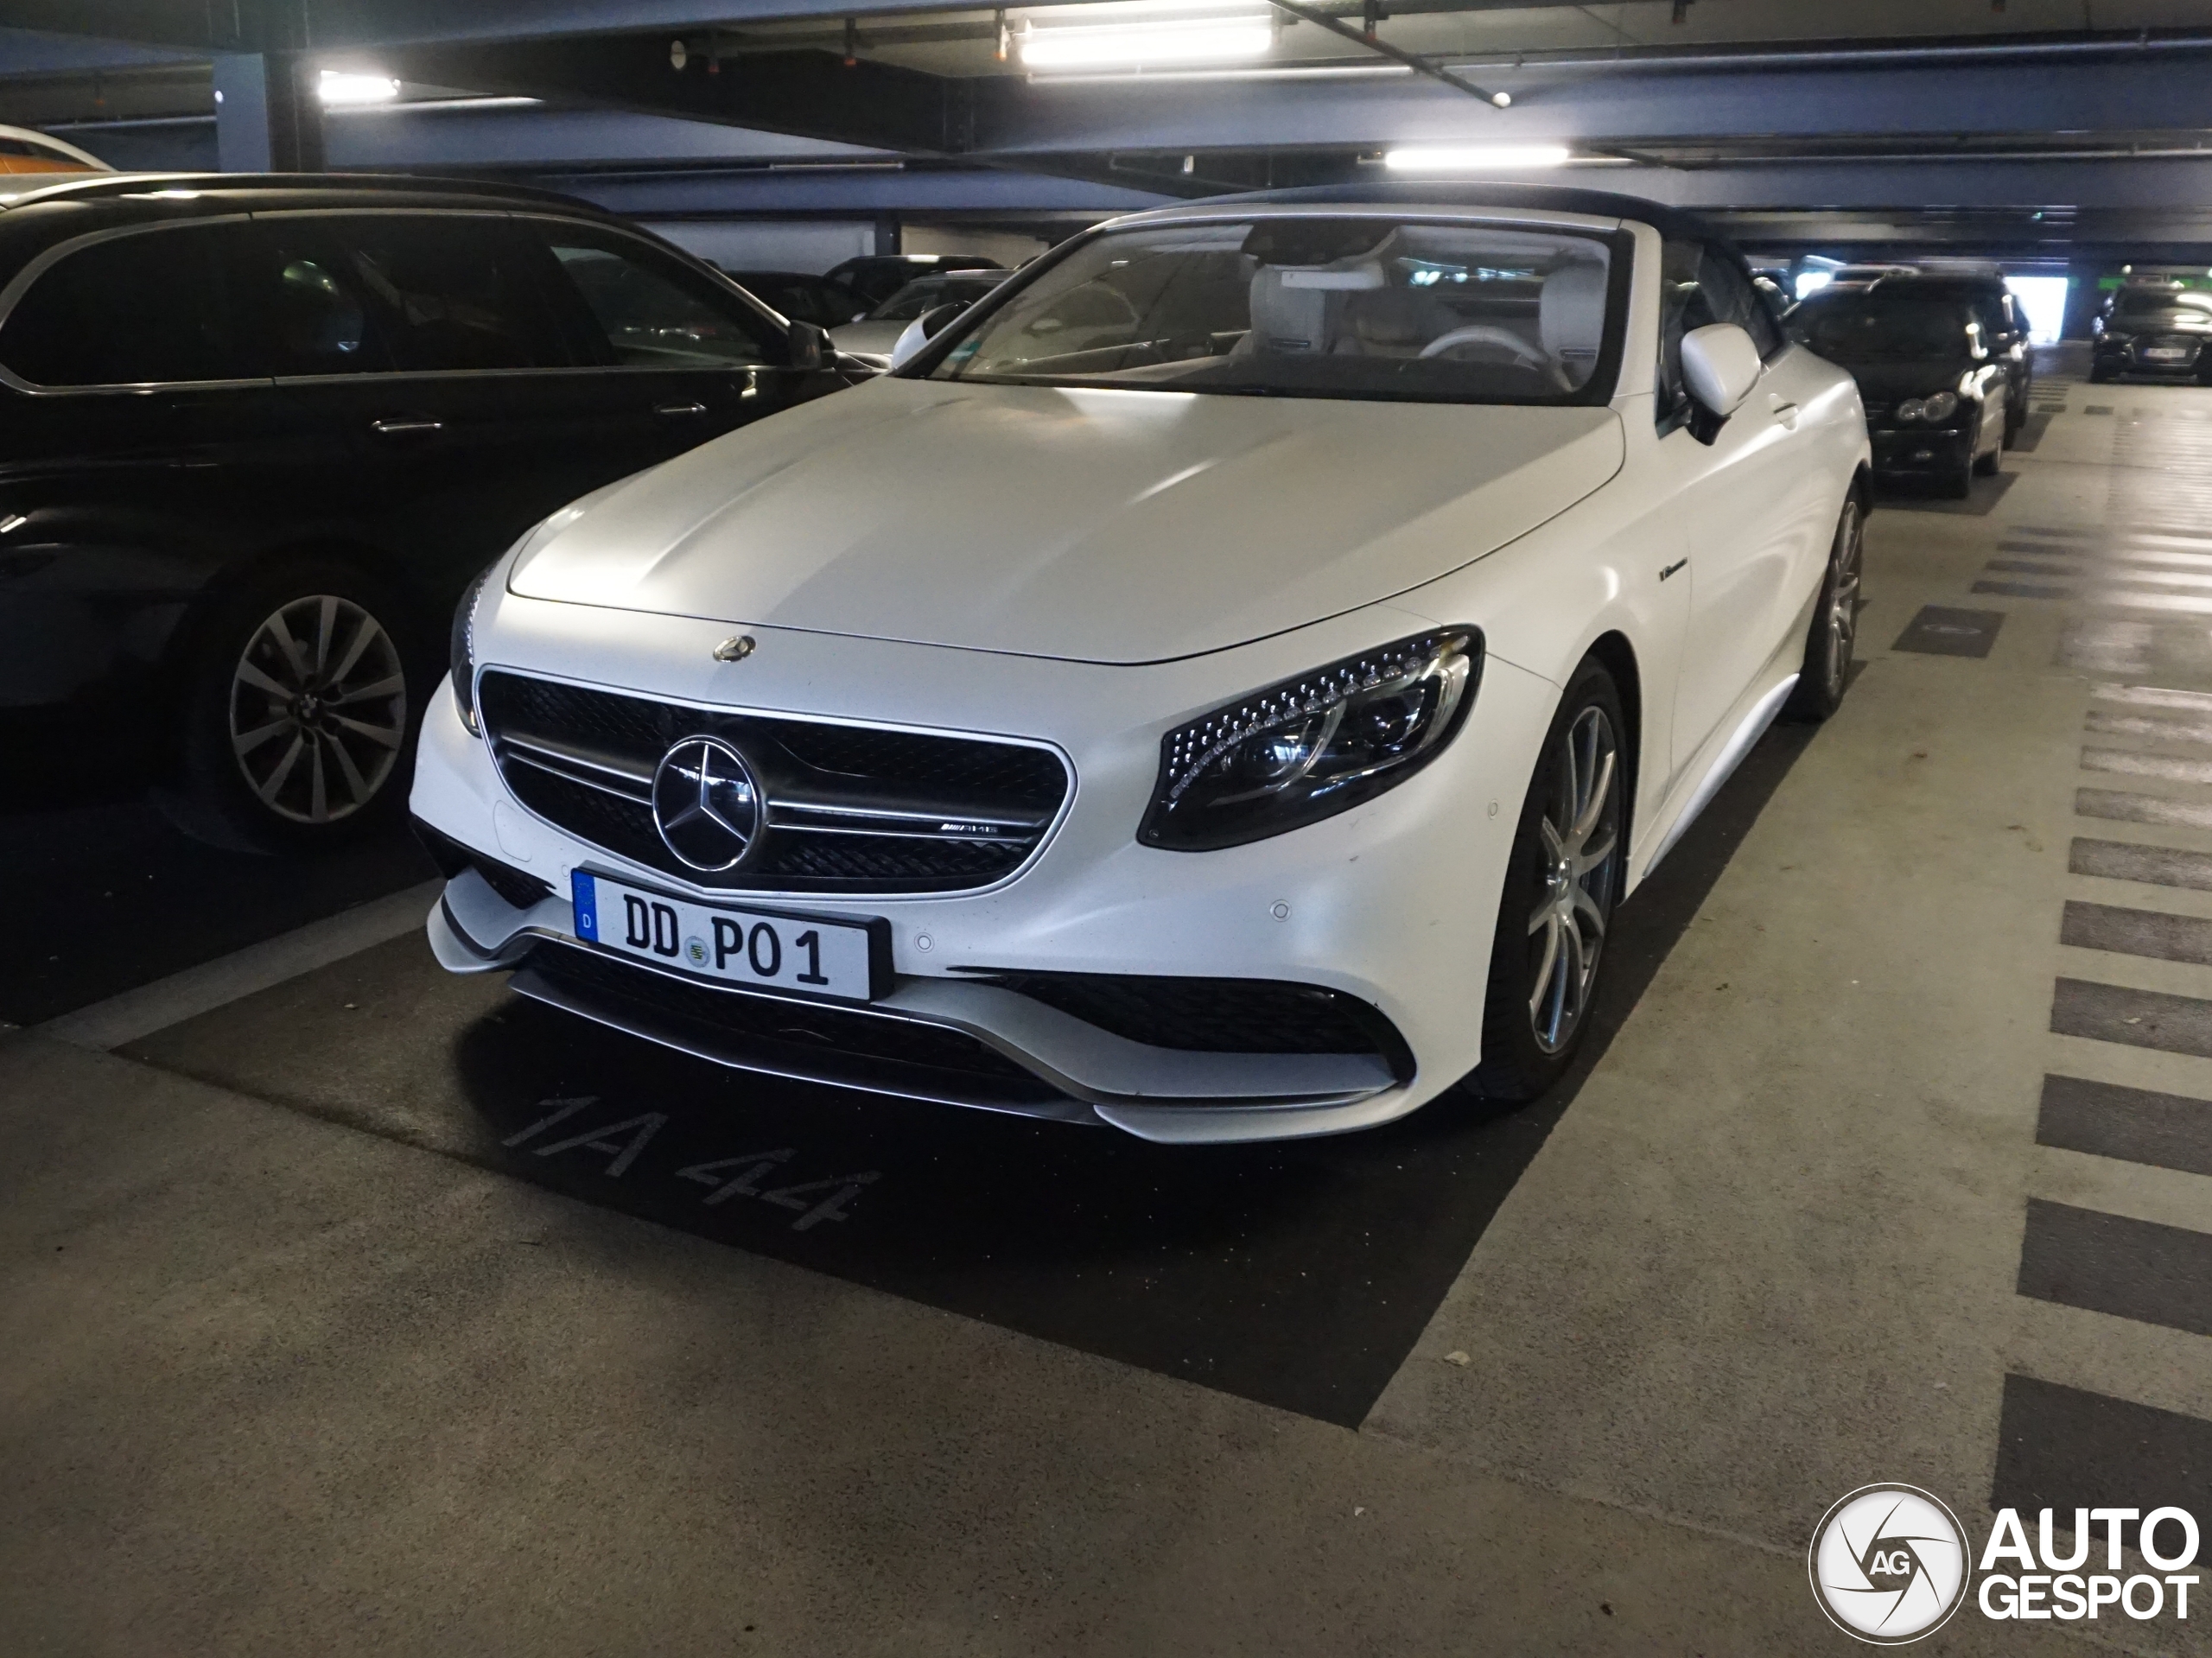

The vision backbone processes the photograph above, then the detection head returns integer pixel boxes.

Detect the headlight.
[1897,391,1958,423]
[449,564,493,736]
[1139,628,1480,851]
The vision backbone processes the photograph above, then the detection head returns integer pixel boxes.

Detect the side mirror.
[887,302,970,373]
[1680,322,1761,420]
[787,320,830,372]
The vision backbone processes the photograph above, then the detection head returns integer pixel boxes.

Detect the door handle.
[1768,397,1800,428]
[655,400,709,418]
[371,416,444,437]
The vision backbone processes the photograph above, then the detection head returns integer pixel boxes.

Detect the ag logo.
[1809,1484,1969,1644]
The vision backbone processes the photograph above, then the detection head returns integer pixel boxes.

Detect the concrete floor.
[7,347,2211,1655]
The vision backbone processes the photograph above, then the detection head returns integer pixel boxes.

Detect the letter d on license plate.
[572,871,884,1001]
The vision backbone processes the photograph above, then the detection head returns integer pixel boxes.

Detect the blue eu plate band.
[572,869,600,942]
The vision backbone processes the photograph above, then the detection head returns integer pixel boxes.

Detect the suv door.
[1660,239,1837,791]
[0,215,286,729]
[517,217,843,481]
[249,209,601,611]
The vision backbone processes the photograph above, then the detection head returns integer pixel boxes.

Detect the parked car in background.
[824,252,1006,309]
[416,184,1870,1142]
[721,269,868,329]
[0,124,111,181]
[830,270,1012,359]
[2092,283,2212,383]
[1788,275,2016,495]
[0,172,860,848]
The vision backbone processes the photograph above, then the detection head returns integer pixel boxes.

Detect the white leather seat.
[1539,262,1609,389]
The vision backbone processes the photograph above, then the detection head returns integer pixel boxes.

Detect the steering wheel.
[1418,324,1546,367]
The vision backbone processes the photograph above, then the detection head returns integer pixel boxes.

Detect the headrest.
[1539,262,1609,363]
[1346,288,1435,347]
[1247,266,1331,353]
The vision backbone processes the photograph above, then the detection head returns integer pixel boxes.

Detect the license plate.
[2145,347,2190,360]
[571,871,886,1001]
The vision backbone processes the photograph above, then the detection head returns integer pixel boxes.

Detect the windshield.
[868,275,1007,322]
[925,217,1620,405]
[2113,289,2212,323]
[1795,294,1971,359]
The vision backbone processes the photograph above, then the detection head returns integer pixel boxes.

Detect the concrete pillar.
[2061,260,2107,340]
[213,51,322,173]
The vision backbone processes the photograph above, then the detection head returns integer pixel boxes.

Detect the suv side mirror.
[787,320,830,372]
[887,302,970,373]
[1680,322,1761,420]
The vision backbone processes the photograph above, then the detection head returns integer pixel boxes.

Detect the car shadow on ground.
[411,712,1826,1426]
[1873,471,2018,517]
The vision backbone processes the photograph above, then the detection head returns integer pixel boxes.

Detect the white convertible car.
[412,185,1868,1144]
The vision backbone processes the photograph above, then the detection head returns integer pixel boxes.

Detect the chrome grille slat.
[479,670,1071,895]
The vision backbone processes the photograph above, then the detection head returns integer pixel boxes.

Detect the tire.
[2007,381,2030,434]
[1468,658,1626,1103]
[1942,429,1977,499]
[158,557,421,853]
[2088,363,2114,384]
[1974,440,2002,477]
[1785,493,1865,723]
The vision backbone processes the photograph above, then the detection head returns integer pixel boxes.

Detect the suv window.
[533,226,779,368]
[0,222,253,387]
[296,213,568,373]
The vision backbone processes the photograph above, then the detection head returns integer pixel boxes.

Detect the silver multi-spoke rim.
[1826,503,1864,693]
[1527,704,1620,1054]
[228,594,406,825]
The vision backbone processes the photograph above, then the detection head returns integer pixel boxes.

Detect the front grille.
[479,671,1069,895]
[976,971,1414,1080]
[524,941,1063,1101]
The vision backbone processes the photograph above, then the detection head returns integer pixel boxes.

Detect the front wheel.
[1786,494,1864,722]
[1468,659,1626,1103]
[160,559,419,852]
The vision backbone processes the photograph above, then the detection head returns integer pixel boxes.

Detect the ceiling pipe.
[1265,0,1510,105]
[1443,29,2212,76]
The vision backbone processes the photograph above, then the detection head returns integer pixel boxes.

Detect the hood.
[510,378,1624,664]
[1834,358,1977,402]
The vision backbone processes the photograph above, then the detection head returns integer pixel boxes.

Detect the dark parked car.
[823,252,1006,309]
[0,172,859,847]
[1788,276,2017,497]
[720,269,868,329]
[2093,283,2212,383]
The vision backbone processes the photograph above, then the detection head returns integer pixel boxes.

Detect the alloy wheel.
[227,594,406,824]
[1527,703,1621,1054]
[1825,501,1864,696]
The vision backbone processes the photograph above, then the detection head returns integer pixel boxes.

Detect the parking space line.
[2037,1074,2212,1177]
[2082,746,2212,784]
[2017,1198,2212,1340]
[2075,788,2212,830]
[34,880,442,1052]
[1993,1374,2212,1566]
[2050,976,2212,1058]
[2061,899,2212,966]
[2093,683,2212,714]
[2069,838,2212,891]
[2084,710,2212,746]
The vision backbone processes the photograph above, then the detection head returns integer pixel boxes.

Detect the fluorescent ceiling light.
[1020,17,1274,70]
[319,70,402,105]
[1383,144,1572,171]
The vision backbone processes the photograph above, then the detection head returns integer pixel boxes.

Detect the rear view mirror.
[788,320,830,372]
[1680,322,1761,420]
[887,302,970,373]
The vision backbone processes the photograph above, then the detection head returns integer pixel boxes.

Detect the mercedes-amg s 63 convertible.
[412,184,1870,1143]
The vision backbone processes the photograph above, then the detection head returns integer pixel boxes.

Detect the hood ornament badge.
[713,635,756,664]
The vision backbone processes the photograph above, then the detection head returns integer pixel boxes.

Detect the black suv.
[0,173,860,847]
[1788,274,2022,497]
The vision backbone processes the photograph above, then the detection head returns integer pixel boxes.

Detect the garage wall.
[639,219,877,274]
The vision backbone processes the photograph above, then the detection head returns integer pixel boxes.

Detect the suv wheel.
[161,559,418,852]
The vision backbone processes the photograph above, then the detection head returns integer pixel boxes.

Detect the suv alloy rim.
[227,594,406,823]
[1528,703,1620,1054]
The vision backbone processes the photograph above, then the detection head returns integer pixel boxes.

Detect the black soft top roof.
[1198,181,1732,247]
[0,170,604,216]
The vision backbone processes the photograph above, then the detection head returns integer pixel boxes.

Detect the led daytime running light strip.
[1162,632,1467,804]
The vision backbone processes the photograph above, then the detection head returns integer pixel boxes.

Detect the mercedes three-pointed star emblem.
[651,735,761,871]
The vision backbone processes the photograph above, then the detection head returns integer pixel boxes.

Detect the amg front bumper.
[428,864,1411,1143]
